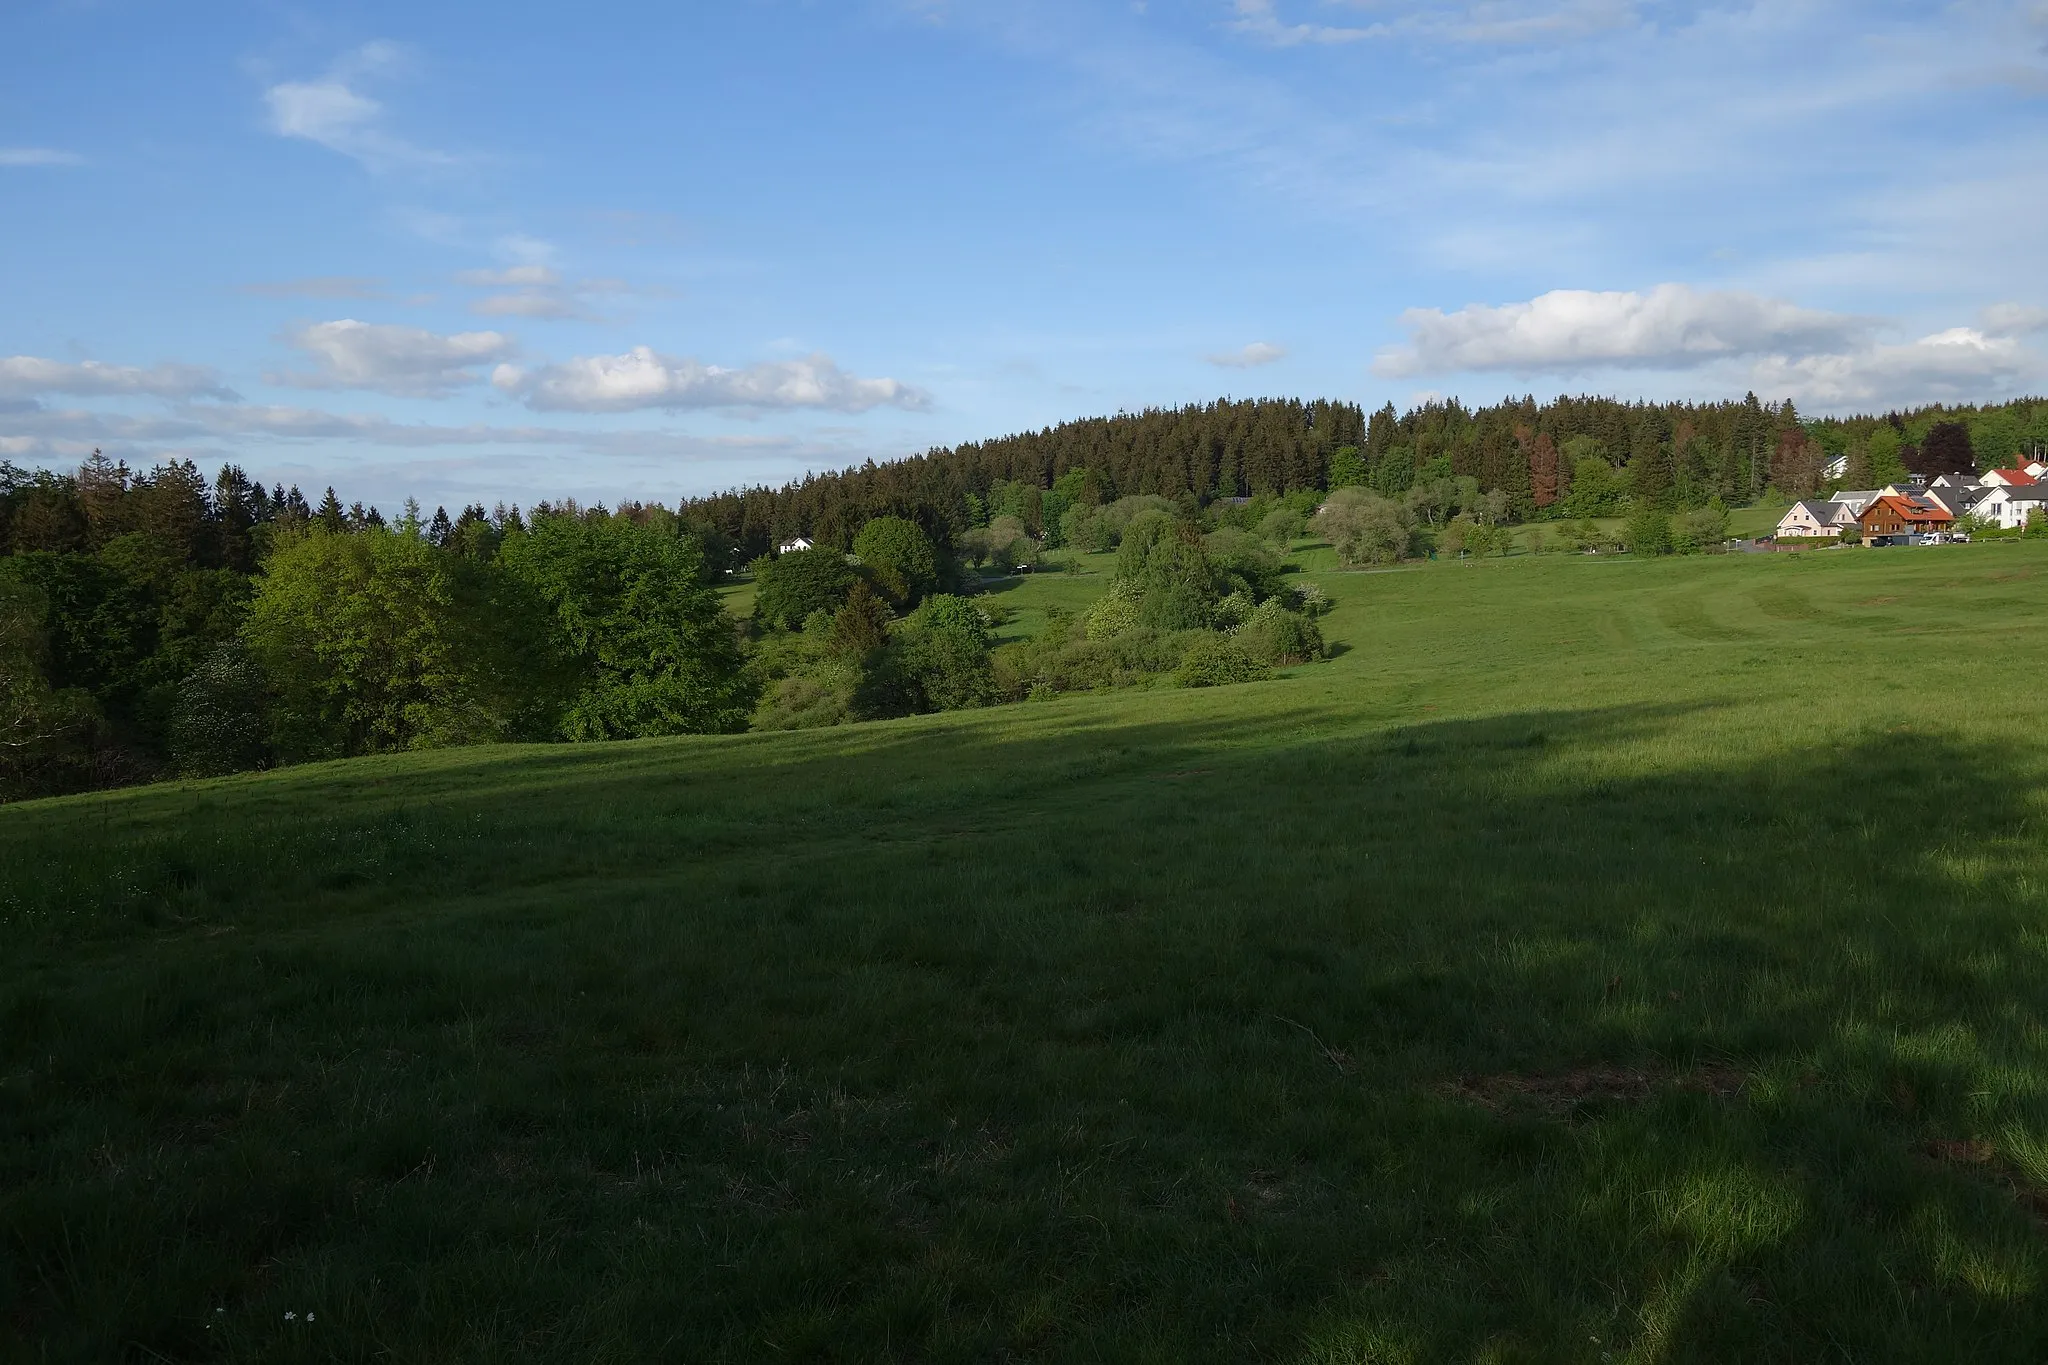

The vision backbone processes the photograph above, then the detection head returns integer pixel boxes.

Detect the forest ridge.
[679,393,2048,556]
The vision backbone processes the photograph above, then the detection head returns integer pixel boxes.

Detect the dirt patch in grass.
[1447,1063,1747,1118]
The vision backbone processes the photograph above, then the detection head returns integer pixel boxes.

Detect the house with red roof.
[1859,494,1953,540]
[1981,467,2037,488]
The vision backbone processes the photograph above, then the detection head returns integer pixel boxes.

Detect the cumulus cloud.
[0,147,84,167]
[1750,328,2040,408]
[1374,285,1869,377]
[1206,341,1288,368]
[0,356,236,401]
[495,347,931,414]
[264,42,452,172]
[276,320,518,396]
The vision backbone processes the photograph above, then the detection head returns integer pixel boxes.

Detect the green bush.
[1235,601,1324,666]
[1319,488,1416,567]
[1175,635,1270,688]
[752,547,855,629]
[1625,506,1673,557]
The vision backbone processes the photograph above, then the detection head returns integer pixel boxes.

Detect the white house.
[1823,452,1849,481]
[776,536,814,555]
[1981,467,2039,488]
[1970,484,2048,531]
[1776,501,1845,538]
[1831,490,1882,517]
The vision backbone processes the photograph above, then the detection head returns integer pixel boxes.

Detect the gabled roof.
[2003,484,2048,503]
[1783,500,1837,520]
[1862,494,1952,524]
[1989,468,2038,486]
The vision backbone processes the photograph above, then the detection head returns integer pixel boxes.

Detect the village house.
[776,536,814,555]
[1859,494,1954,540]
[1970,484,2048,531]
[1924,483,1990,518]
[1981,467,2038,488]
[1775,501,1846,538]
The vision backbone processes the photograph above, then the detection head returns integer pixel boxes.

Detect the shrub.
[859,594,998,716]
[1235,601,1324,666]
[1175,636,1269,688]
[1671,501,1730,554]
[168,640,270,776]
[1625,506,1673,556]
[1203,528,1287,600]
[1084,579,1142,639]
[1319,488,1416,567]
[748,619,861,731]
[752,546,855,629]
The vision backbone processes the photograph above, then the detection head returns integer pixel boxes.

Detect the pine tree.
[317,487,346,534]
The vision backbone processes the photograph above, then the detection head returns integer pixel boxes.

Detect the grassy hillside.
[10,544,2048,1361]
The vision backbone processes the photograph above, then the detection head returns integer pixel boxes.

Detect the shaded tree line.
[0,455,748,800]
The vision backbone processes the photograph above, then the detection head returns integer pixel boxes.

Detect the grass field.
[10,543,2048,1361]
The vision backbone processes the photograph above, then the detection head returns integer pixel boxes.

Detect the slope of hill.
[9,544,2048,1361]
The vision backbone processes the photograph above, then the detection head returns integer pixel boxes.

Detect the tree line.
[679,395,2048,557]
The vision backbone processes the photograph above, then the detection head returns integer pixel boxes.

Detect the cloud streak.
[1374,285,1869,376]
[496,347,931,414]
[264,42,453,173]
[1205,341,1288,368]
[275,320,518,396]
[0,356,237,401]
[0,147,84,167]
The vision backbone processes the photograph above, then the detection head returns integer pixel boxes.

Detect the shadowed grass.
[8,545,2048,1360]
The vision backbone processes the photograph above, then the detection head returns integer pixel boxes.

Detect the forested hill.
[683,394,2048,557]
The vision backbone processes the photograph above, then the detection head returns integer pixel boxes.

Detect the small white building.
[776,536,814,555]
[1981,467,2039,489]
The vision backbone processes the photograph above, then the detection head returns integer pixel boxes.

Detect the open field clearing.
[9,544,2048,1361]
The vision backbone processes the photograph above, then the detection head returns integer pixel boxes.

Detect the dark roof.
[2004,485,2048,502]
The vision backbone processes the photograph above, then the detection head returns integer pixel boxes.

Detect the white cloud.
[1228,0,1382,47]
[497,347,932,414]
[1983,302,2048,338]
[0,356,236,401]
[1374,285,1869,376]
[1750,328,2040,408]
[1231,0,1635,48]
[263,42,452,173]
[276,320,518,396]
[455,265,559,288]
[472,293,583,319]
[0,147,84,167]
[1205,341,1288,368]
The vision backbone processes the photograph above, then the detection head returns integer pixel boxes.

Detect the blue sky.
[3,0,2046,510]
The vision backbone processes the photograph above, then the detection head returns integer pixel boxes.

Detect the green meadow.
[10,542,2048,1361]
